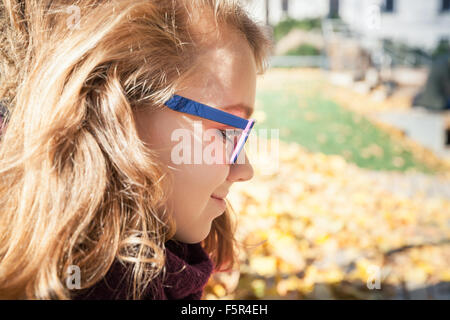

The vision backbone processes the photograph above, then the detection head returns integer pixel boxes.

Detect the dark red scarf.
[72,240,214,300]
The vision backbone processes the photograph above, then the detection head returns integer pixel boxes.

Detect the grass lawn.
[255,87,437,173]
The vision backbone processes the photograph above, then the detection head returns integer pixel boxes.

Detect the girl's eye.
[218,129,234,145]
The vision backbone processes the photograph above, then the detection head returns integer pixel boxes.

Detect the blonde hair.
[0,0,272,299]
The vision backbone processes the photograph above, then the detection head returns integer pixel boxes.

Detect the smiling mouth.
[211,193,228,201]
[210,195,226,211]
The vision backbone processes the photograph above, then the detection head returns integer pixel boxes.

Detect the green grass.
[273,18,322,42]
[255,89,435,173]
[285,44,321,56]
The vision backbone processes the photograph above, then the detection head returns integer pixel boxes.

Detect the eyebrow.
[220,104,254,119]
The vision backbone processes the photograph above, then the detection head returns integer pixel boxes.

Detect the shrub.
[285,43,321,56]
[273,18,322,42]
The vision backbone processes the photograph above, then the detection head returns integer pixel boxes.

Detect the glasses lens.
[221,129,240,164]
[230,128,250,164]
[222,119,254,164]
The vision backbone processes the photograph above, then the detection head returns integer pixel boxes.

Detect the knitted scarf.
[72,240,214,300]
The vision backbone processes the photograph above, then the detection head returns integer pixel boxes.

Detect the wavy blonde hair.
[0,0,272,299]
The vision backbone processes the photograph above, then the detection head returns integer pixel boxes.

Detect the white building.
[241,0,329,25]
[241,0,450,50]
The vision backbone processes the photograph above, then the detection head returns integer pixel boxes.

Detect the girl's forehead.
[174,31,256,128]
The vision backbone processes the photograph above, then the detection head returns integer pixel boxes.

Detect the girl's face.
[134,30,256,243]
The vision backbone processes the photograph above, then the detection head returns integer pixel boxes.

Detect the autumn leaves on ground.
[203,68,450,300]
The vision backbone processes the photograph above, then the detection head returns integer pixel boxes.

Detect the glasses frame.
[164,94,255,164]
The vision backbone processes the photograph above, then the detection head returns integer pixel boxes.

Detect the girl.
[0,0,272,299]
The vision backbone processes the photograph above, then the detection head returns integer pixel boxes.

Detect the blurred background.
[204,0,450,300]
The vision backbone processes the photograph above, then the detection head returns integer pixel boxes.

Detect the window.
[329,0,340,18]
[445,129,450,147]
[381,0,395,13]
[282,0,289,13]
[442,0,450,12]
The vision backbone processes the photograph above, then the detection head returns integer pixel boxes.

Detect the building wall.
[241,0,450,50]
[240,0,328,25]
[340,0,450,50]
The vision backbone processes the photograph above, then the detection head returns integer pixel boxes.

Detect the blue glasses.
[164,95,255,164]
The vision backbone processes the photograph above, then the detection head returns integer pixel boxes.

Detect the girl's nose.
[227,151,254,182]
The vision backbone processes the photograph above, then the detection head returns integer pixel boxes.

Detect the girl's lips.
[211,191,228,200]
[211,195,226,210]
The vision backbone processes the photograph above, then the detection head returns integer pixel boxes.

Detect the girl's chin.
[174,225,212,244]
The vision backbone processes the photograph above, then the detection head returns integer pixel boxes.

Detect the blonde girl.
[0,0,271,299]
